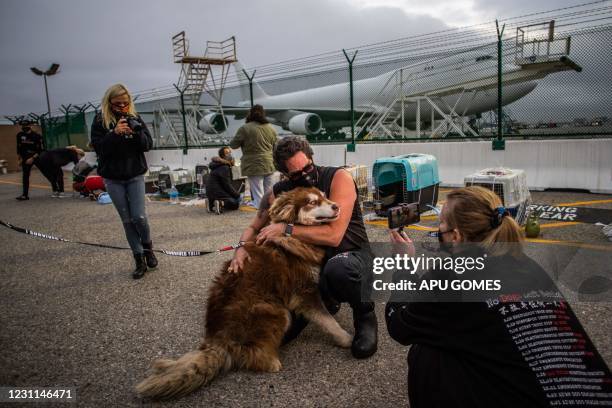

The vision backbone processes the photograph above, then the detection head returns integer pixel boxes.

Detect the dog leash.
[0,220,243,257]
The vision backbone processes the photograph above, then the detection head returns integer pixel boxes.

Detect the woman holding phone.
[90,84,157,279]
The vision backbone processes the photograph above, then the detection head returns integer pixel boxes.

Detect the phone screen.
[388,203,420,229]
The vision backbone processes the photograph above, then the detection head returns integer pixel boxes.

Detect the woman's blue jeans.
[104,175,151,255]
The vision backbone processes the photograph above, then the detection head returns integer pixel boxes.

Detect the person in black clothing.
[36,145,85,197]
[228,136,377,359]
[90,83,156,279]
[16,122,44,200]
[386,186,612,408]
[206,146,242,214]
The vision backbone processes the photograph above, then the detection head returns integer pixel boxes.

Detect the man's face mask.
[287,162,318,188]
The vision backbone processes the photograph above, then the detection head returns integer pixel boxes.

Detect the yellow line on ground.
[0,179,52,190]
[540,221,581,229]
[555,199,612,207]
[366,219,437,232]
[240,206,257,212]
[365,216,610,251]
[526,238,612,252]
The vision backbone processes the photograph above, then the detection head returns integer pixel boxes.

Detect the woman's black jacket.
[90,113,152,180]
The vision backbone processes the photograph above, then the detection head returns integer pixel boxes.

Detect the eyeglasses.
[287,162,314,181]
[111,101,130,108]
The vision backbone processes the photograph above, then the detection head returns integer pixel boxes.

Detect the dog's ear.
[269,193,296,223]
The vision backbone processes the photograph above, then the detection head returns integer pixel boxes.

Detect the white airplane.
[198,44,582,136]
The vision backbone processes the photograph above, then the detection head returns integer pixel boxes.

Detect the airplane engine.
[286,113,322,135]
[198,113,228,134]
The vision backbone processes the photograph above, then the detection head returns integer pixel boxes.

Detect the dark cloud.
[0,0,597,117]
[0,0,450,116]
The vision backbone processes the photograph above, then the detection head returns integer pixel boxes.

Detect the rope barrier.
[0,220,242,257]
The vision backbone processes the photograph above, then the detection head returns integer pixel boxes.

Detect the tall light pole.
[30,63,60,119]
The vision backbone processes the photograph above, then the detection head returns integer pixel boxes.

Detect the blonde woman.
[386,186,612,408]
[90,84,156,279]
[35,145,85,197]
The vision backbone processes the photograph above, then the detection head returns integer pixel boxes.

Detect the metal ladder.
[156,32,237,147]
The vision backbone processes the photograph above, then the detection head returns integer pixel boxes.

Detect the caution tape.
[0,220,242,257]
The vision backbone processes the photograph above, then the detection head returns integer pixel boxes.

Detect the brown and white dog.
[136,187,352,399]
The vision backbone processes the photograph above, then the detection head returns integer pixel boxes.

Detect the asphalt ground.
[0,169,611,407]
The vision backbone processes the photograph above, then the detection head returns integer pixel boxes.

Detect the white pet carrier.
[343,165,369,202]
[144,164,170,193]
[464,168,532,225]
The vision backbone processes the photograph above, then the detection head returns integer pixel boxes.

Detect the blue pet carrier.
[372,154,440,215]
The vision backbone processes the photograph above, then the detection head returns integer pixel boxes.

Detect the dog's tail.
[135,343,229,400]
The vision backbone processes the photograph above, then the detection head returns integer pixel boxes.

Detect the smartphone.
[388,202,420,230]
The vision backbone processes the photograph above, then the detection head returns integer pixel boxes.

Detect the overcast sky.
[0,0,585,116]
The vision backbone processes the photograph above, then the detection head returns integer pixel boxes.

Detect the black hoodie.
[206,160,240,201]
[90,113,152,180]
[385,252,612,408]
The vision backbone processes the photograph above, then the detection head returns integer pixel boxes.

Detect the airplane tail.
[234,61,269,101]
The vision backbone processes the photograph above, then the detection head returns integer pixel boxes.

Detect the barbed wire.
[15,0,612,118]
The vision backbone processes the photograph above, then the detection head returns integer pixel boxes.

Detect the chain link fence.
[41,111,89,150]
[10,2,612,150]
[140,2,612,148]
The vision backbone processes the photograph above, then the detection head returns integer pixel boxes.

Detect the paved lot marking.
[0,179,52,190]
[556,199,612,207]
[526,238,612,252]
[540,221,581,229]
[365,219,437,232]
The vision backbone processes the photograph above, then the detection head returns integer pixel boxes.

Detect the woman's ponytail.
[446,186,524,256]
[482,212,524,256]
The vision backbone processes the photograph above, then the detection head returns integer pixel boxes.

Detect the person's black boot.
[351,302,378,359]
[16,195,29,201]
[132,253,147,279]
[142,242,158,268]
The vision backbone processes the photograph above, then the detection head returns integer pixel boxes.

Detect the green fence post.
[242,69,257,107]
[60,104,72,147]
[343,49,358,152]
[493,20,506,151]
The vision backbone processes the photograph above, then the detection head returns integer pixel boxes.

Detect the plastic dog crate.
[464,168,532,225]
[195,165,210,198]
[372,154,440,215]
[158,168,194,196]
[144,165,170,194]
[343,165,369,202]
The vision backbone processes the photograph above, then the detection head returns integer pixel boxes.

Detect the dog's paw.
[335,331,353,348]
[268,358,282,373]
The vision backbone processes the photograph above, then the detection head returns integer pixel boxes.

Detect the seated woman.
[36,145,85,197]
[206,146,242,214]
[386,186,611,408]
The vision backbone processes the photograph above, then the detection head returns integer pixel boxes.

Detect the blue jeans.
[104,175,151,254]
